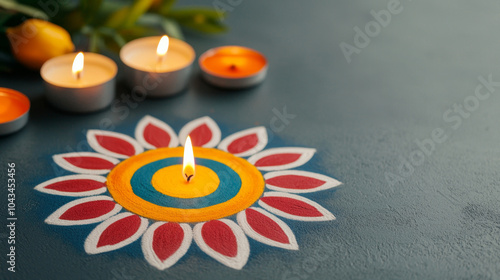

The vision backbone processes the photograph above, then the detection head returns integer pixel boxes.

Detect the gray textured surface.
[2,0,500,279]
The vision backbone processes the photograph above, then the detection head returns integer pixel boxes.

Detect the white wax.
[120,37,195,73]
[41,53,117,88]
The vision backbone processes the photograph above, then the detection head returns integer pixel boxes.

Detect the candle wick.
[185,174,194,182]
[156,55,166,71]
[229,64,237,71]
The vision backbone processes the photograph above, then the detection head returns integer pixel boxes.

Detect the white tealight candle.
[41,52,117,113]
[120,36,195,97]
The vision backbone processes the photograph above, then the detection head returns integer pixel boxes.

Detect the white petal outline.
[87,129,144,159]
[135,115,179,149]
[264,170,342,193]
[258,192,336,222]
[247,147,316,171]
[237,207,298,250]
[142,222,192,270]
[193,219,250,270]
[53,152,120,175]
[45,195,121,226]
[85,212,149,255]
[35,174,107,197]
[178,116,221,148]
[217,126,268,157]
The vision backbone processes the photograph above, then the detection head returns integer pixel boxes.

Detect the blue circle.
[130,157,242,209]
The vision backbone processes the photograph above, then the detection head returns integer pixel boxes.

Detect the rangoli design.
[35,116,341,270]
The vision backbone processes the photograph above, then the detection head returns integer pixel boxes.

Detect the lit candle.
[199,46,268,89]
[0,88,30,135]
[120,35,195,97]
[182,136,195,182]
[72,52,84,80]
[41,52,117,113]
[156,35,169,64]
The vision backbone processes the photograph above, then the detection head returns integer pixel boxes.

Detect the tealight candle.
[120,36,195,97]
[199,46,268,89]
[0,88,30,135]
[41,52,117,113]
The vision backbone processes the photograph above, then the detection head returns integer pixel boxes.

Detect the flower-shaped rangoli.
[35,116,341,270]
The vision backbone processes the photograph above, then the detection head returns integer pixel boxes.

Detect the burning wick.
[156,35,169,64]
[72,52,84,80]
[183,136,195,183]
[229,64,237,71]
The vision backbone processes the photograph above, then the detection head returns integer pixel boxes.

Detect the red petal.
[218,127,268,157]
[60,200,116,221]
[246,208,289,244]
[190,124,212,147]
[152,223,185,262]
[144,124,171,148]
[259,196,323,217]
[97,215,142,248]
[64,156,115,170]
[96,135,136,157]
[255,153,301,167]
[266,175,325,190]
[227,134,259,154]
[45,179,106,193]
[201,220,237,257]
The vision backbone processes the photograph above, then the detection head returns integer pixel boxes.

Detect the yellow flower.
[7,19,75,70]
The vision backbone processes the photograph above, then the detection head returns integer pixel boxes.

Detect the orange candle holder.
[199,46,268,89]
[0,88,30,135]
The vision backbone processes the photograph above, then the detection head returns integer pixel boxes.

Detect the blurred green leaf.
[117,25,159,42]
[163,7,227,34]
[105,0,154,29]
[16,0,76,12]
[181,20,227,34]
[52,9,85,33]
[0,0,48,20]
[89,31,99,52]
[157,0,176,14]
[104,6,129,28]
[166,8,224,20]
[102,34,122,53]
[123,0,154,28]
[90,1,123,27]
[80,0,103,24]
[161,17,183,39]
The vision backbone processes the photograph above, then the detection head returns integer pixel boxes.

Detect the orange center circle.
[151,165,220,198]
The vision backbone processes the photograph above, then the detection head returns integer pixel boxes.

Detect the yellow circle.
[106,147,265,223]
[151,165,220,199]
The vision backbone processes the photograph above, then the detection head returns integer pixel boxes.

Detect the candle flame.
[156,35,169,60]
[72,52,84,80]
[183,136,195,183]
